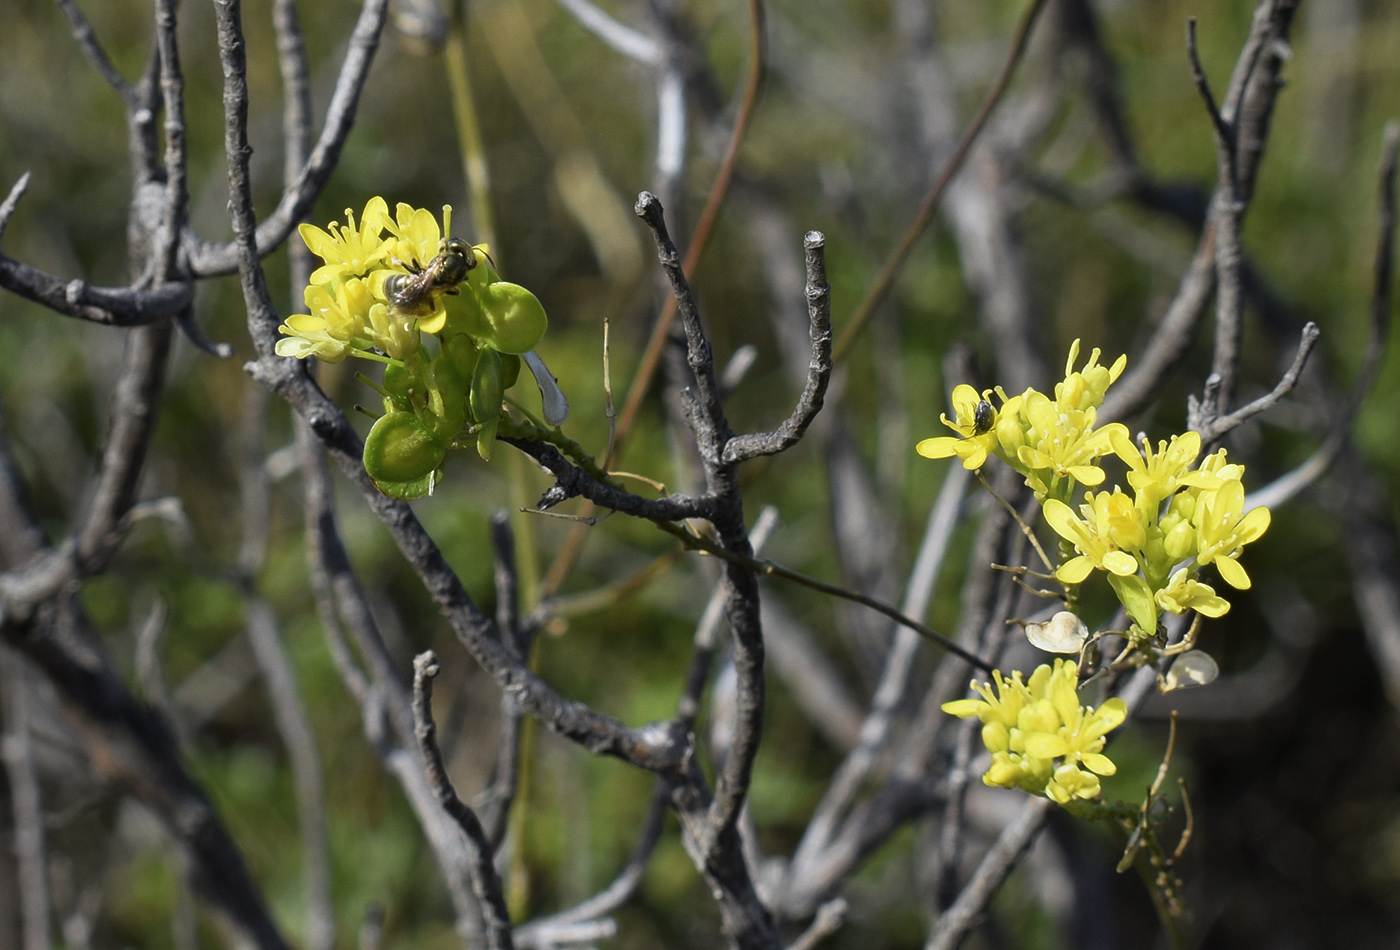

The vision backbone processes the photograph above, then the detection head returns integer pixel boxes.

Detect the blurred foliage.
[2,0,1400,947]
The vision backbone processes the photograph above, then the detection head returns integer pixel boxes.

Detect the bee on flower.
[274,197,567,497]
[916,384,1022,470]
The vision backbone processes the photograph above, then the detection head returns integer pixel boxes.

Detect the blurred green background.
[2,0,1399,947]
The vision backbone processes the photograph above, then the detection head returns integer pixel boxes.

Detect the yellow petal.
[1069,464,1106,486]
[1024,733,1069,759]
[916,436,959,459]
[1215,555,1251,590]
[955,441,989,470]
[941,698,986,718]
[1103,550,1139,576]
[1236,505,1271,543]
[418,306,449,335]
[1081,752,1117,776]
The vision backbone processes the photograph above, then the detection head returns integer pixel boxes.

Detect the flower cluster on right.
[925,342,1271,805]
[919,341,1270,641]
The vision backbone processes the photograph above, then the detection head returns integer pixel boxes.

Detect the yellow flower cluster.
[274,198,556,497]
[275,198,547,364]
[919,341,1270,638]
[918,341,1127,497]
[943,660,1126,804]
[1044,430,1270,634]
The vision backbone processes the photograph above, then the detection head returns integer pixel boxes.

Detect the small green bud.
[1163,520,1196,561]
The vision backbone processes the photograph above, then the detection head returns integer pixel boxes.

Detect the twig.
[154,0,189,282]
[786,898,848,950]
[53,0,137,104]
[244,598,334,950]
[1100,1,1300,424]
[413,652,516,950]
[1188,17,1247,422]
[924,798,1054,949]
[188,0,393,276]
[478,512,528,849]
[722,231,834,465]
[658,521,993,673]
[1,648,51,950]
[553,0,659,63]
[0,173,28,240]
[297,424,490,939]
[445,6,498,252]
[790,464,971,878]
[1247,121,1398,510]
[634,192,734,459]
[676,507,780,730]
[133,596,189,752]
[831,0,1049,363]
[513,782,668,947]
[0,257,194,325]
[611,2,764,457]
[1185,19,1231,147]
[1193,322,1319,444]
[543,0,765,591]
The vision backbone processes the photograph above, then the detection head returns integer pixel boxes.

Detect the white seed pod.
[1024,611,1089,654]
[1161,650,1220,692]
[523,350,571,426]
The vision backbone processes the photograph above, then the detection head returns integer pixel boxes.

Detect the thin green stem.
[446,4,498,251]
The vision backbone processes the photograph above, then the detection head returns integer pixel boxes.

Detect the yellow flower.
[275,277,377,362]
[1020,660,1125,779]
[1046,764,1102,803]
[274,313,354,362]
[1193,478,1270,589]
[1014,391,1127,496]
[1043,490,1144,583]
[1055,339,1127,413]
[1155,568,1230,618]
[917,384,1018,470]
[942,668,1029,737]
[298,197,392,285]
[366,301,419,361]
[1110,428,1217,514]
[382,202,449,268]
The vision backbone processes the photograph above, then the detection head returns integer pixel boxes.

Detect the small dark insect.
[384,237,476,317]
[973,396,995,434]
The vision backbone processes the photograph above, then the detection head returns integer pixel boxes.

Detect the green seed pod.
[372,467,444,501]
[475,281,548,354]
[424,350,468,441]
[364,411,449,484]
[501,352,520,390]
[441,332,479,383]
[447,279,548,355]
[469,347,504,460]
